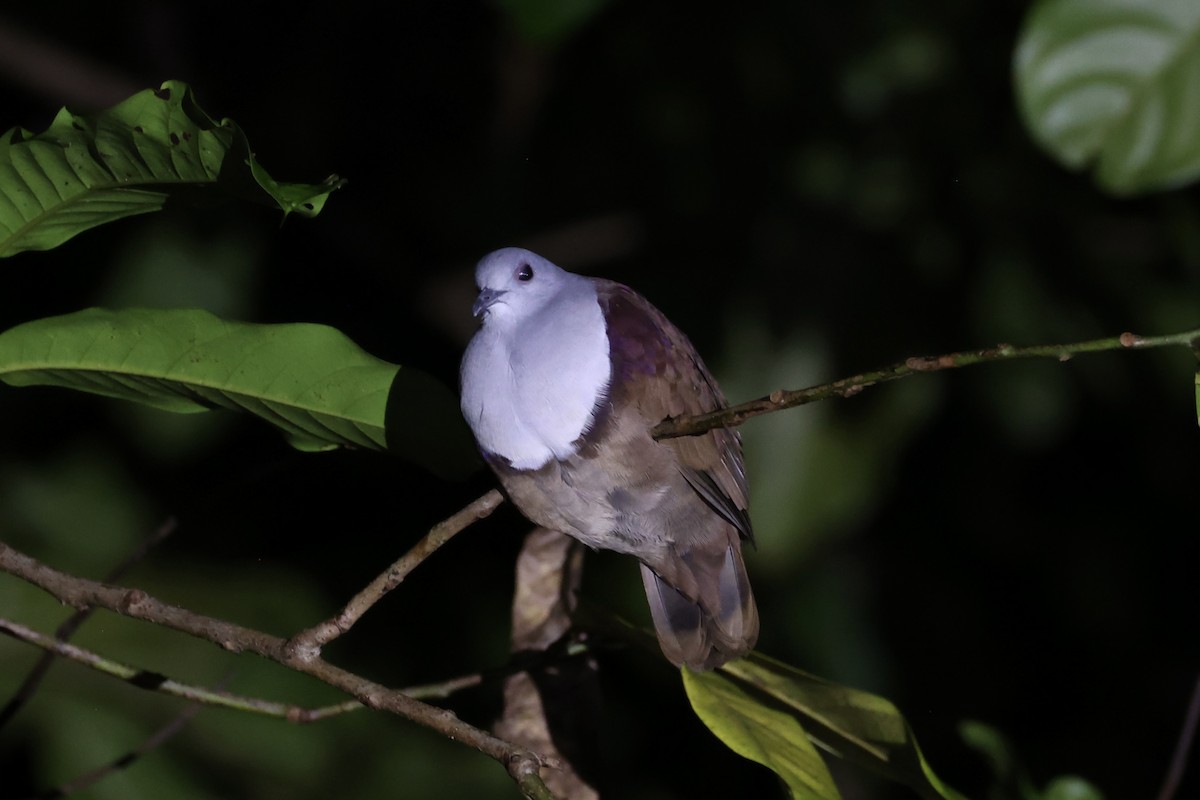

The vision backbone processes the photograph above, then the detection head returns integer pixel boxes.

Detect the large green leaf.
[1014,0,1200,195]
[716,653,966,800]
[0,308,476,478]
[683,667,840,800]
[0,80,344,257]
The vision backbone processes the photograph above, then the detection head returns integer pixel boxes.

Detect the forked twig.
[0,517,176,729]
[284,489,505,661]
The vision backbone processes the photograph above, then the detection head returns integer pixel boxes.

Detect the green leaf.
[960,720,1105,800]
[1042,777,1104,800]
[1014,0,1200,195]
[683,667,841,800]
[0,80,344,257]
[496,0,611,46]
[959,720,1038,799]
[0,308,476,478]
[719,653,967,800]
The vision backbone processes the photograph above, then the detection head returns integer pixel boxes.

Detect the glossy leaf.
[1015,0,1200,194]
[683,667,840,800]
[0,80,344,257]
[0,308,476,478]
[718,653,966,800]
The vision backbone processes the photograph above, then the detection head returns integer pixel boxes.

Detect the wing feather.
[595,280,753,543]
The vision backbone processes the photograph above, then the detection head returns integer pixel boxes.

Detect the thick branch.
[654,327,1200,439]
[0,539,552,788]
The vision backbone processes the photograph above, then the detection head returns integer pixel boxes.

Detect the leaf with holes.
[0,307,477,479]
[1015,0,1200,194]
[0,80,344,257]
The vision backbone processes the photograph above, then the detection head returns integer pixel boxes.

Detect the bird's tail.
[640,541,758,671]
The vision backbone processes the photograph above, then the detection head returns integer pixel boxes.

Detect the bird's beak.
[473,287,507,318]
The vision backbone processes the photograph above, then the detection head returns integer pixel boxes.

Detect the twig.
[653,328,1200,439]
[285,489,505,661]
[0,517,176,730]
[1,613,508,720]
[0,617,361,722]
[402,672,486,701]
[1157,672,1200,800]
[0,539,554,792]
[25,683,209,800]
[513,761,560,800]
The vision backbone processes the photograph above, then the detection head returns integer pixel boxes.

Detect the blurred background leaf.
[1015,0,1200,195]
[960,720,1105,800]
[495,0,612,46]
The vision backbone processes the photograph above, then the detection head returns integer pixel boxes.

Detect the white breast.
[461,284,611,470]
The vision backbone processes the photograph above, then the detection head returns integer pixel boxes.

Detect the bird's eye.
[516,263,534,282]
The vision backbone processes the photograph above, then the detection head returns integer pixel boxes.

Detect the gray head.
[472,248,583,322]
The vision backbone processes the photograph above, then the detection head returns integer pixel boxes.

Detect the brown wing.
[594,280,753,544]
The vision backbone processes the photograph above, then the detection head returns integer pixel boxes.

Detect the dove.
[461,247,757,670]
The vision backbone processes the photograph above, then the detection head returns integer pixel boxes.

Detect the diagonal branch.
[28,684,211,800]
[653,327,1200,439]
[0,538,556,796]
[285,489,505,661]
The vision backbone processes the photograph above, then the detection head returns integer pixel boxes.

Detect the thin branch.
[0,613,517,722]
[402,672,486,701]
[285,489,506,661]
[0,517,176,730]
[0,617,361,722]
[511,755,560,800]
[27,684,209,800]
[0,539,555,793]
[653,327,1200,439]
[1157,672,1200,800]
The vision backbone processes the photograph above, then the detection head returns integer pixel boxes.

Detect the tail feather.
[640,542,758,671]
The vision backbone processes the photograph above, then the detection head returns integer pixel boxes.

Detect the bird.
[460,247,758,670]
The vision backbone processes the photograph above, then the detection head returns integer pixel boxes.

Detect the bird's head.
[472,248,578,322]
